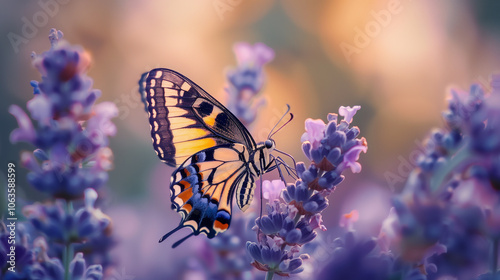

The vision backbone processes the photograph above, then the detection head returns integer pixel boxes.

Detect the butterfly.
[139,68,286,248]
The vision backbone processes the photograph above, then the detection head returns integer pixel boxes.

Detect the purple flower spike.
[10,29,117,199]
[7,30,115,280]
[226,42,273,126]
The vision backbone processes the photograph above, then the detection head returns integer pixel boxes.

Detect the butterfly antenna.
[269,113,294,139]
[267,105,292,139]
[172,232,196,248]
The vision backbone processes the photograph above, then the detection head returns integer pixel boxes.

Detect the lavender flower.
[7,29,115,280]
[225,42,274,127]
[10,28,117,200]
[248,107,367,279]
[376,75,500,279]
[300,109,367,191]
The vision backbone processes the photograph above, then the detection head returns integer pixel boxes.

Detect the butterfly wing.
[139,68,261,246]
[139,68,257,167]
[163,143,256,242]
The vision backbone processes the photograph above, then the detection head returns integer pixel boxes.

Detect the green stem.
[493,238,499,276]
[63,243,73,280]
[63,200,74,280]
[294,213,301,224]
[429,145,471,193]
[266,271,275,280]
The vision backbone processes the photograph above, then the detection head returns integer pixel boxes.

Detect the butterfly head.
[264,139,276,151]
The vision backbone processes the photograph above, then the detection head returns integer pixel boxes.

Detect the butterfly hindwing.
[169,143,255,237]
[139,68,256,167]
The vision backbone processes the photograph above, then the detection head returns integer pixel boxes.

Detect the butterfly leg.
[267,155,298,183]
[274,149,297,172]
[277,156,298,179]
[268,155,289,184]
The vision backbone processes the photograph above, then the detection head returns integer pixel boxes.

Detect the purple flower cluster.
[10,29,116,199]
[1,223,104,280]
[373,75,500,280]
[246,107,368,279]
[5,29,117,280]
[22,189,110,244]
[225,42,274,127]
[317,76,500,280]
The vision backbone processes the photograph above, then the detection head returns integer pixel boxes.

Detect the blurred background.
[1,0,500,279]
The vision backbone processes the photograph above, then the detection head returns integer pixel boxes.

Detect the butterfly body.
[139,68,275,246]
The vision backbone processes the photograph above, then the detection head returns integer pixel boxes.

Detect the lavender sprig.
[247,107,368,279]
[225,42,274,127]
[6,29,117,280]
[376,75,500,279]
[188,42,274,280]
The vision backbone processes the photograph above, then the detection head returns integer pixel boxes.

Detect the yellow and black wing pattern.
[139,68,259,247]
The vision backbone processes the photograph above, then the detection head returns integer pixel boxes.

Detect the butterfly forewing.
[139,68,256,167]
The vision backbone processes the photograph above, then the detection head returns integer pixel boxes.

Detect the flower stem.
[430,144,471,193]
[294,214,302,224]
[63,243,73,280]
[64,200,74,280]
[266,271,275,280]
[493,238,499,276]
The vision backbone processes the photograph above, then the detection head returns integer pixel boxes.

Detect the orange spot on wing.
[214,220,229,231]
[177,186,194,203]
[181,203,192,213]
[178,180,189,190]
